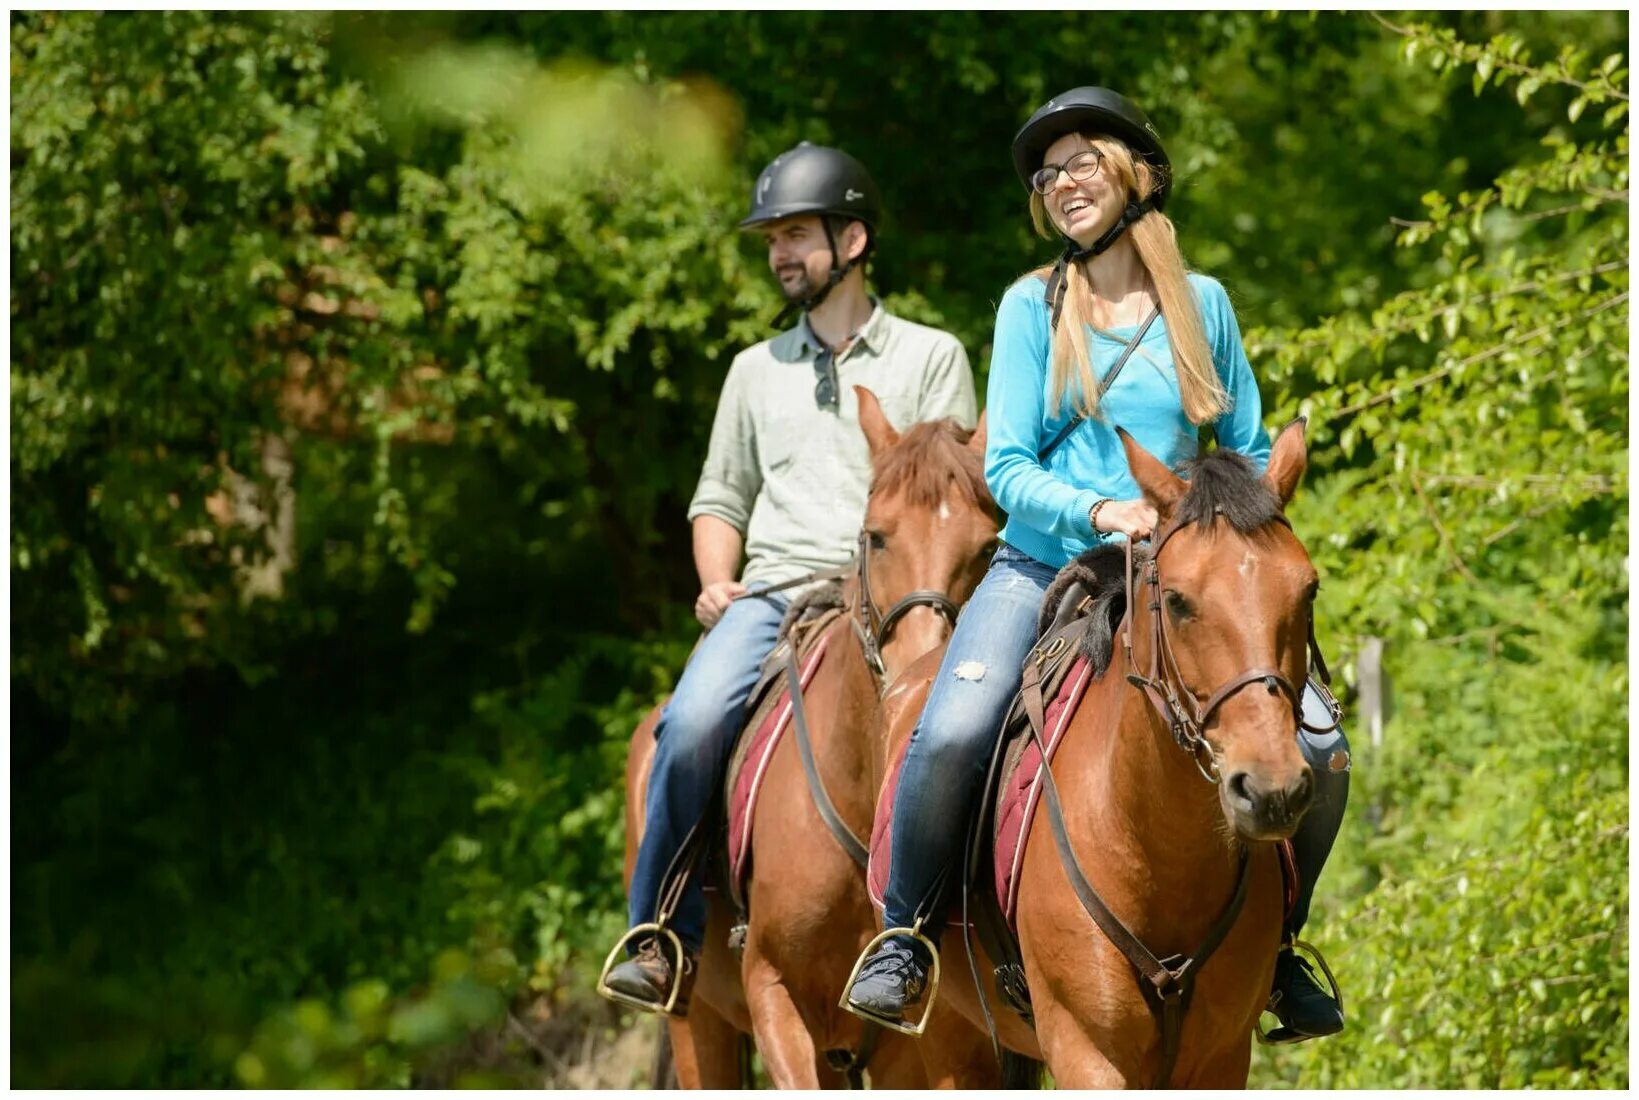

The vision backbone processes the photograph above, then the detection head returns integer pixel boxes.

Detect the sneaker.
[845,936,932,1021]
[1266,947,1344,1040]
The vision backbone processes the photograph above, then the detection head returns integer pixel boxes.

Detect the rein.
[1020,508,1342,1087]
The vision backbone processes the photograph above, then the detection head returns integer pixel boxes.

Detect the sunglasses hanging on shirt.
[813,346,840,411]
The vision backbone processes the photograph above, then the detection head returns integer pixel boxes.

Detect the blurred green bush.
[10,10,1625,1088]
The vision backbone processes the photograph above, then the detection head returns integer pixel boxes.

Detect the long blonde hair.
[1028,135,1228,425]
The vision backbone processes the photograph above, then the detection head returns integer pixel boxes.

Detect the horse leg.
[876,994,993,1088]
[857,1033,930,1089]
[1175,1039,1253,1089]
[741,947,823,1088]
[1032,996,1132,1089]
[650,1019,677,1087]
[664,1001,746,1089]
[916,1038,1005,1088]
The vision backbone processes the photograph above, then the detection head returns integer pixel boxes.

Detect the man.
[602,142,978,1011]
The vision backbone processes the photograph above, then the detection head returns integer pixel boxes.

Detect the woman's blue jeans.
[882,543,1349,938]
[627,590,789,954]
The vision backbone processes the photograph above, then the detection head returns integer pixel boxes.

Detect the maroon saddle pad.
[726,634,832,893]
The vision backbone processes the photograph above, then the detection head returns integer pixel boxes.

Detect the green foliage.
[1247,17,1627,1088]
[10,10,1626,1088]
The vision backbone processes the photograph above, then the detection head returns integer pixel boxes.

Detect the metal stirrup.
[596,923,688,1016]
[840,920,943,1037]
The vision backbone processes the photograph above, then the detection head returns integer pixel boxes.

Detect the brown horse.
[871,421,1322,1088]
[623,387,1000,1087]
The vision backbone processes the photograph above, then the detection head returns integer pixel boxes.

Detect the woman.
[844,87,1349,1041]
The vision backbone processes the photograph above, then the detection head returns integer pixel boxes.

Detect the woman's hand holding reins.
[1093,498,1159,542]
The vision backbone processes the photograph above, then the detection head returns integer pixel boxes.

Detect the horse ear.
[854,385,900,458]
[967,410,987,458]
[1264,418,1308,507]
[1118,427,1186,515]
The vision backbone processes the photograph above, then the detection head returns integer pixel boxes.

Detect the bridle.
[850,527,960,682]
[1121,509,1344,783]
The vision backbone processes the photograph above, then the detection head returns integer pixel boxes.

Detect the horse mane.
[871,417,994,512]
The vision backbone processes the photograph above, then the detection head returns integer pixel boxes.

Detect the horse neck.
[1072,607,1243,936]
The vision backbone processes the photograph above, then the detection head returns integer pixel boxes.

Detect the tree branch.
[1522,193,1629,221]
[1411,471,1478,581]
[1392,192,1626,231]
[1371,14,1631,101]
[1250,261,1627,357]
[1423,473,1619,491]
[1329,291,1628,419]
[1481,501,1564,547]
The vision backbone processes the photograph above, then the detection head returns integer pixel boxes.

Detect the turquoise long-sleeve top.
[984,271,1272,568]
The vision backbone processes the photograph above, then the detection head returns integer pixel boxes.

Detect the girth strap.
[785,647,870,869]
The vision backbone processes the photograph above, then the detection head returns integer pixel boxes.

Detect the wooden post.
[1358,636,1387,748]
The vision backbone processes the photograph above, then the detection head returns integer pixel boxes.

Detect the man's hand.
[695,580,748,629]
[1094,498,1159,541]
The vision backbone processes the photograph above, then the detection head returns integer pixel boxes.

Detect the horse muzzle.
[1222,764,1314,841]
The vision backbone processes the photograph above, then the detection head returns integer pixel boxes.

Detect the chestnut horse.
[870,421,1325,1088]
[623,387,1000,1087]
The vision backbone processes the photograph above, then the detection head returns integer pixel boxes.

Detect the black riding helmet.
[1011,86,1170,207]
[1012,87,1171,328]
[740,142,882,327]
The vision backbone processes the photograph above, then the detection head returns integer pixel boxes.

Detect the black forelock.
[1174,449,1282,533]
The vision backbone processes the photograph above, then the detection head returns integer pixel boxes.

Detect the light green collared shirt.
[688,302,978,589]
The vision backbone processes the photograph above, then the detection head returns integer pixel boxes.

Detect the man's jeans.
[627,590,789,954]
[883,543,1349,937]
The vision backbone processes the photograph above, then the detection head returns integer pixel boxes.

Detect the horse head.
[1120,420,1318,842]
[853,386,999,682]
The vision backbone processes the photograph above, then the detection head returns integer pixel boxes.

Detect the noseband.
[1122,509,1344,783]
[852,528,959,681]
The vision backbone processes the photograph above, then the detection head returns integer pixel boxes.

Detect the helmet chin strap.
[771,218,865,329]
[1045,197,1154,329]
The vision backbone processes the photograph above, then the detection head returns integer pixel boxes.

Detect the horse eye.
[867,530,887,551]
[1164,590,1193,619]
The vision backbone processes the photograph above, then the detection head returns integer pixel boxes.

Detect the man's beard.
[776,265,816,302]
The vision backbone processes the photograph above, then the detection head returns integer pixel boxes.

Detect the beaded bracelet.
[1089,497,1110,532]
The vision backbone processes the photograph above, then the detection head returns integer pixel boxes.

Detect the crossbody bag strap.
[1037,306,1161,464]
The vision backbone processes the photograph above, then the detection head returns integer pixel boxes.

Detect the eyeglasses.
[1030,149,1105,195]
[814,347,839,410]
